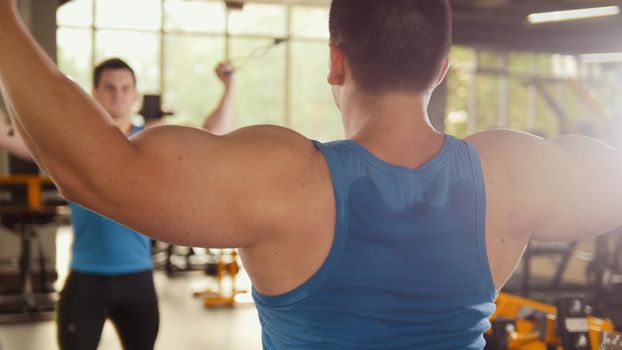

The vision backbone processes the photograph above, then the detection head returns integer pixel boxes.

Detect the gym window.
[57,0,613,140]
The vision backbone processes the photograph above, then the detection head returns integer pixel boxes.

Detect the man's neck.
[340,89,445,169]
[343,89,435,139]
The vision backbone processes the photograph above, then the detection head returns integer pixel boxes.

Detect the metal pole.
[159,0,165,94]
[528,54,537,131]
[467,49,479,134]
[91,0,97,71]
[498,52,509,128]
[224,6,231,60]
[284,5,292,128]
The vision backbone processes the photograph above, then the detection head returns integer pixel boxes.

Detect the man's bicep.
[119,126,266,247]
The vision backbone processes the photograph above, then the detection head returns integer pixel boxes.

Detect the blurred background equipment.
[139,94,173,121]
[193,249,246,308]
[485,293,621,350]
[0,175,68,323]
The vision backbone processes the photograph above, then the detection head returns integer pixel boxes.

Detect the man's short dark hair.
[329,0,452,94]
[93,58,136,88]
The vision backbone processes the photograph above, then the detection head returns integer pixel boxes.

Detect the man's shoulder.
[466,128,541,150]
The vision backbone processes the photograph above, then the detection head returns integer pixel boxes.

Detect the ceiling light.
[527,6,620,24]
[580,52,622,64]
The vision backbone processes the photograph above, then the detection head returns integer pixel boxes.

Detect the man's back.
[245,127,622,348]
[254,136,496,349]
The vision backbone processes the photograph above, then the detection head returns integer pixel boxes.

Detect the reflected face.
[92,69,137,121]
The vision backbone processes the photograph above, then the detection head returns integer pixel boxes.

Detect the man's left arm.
[0,1,134,187]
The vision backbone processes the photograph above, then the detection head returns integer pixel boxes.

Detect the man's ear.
[434,56,450,88]
[327,42,346,86]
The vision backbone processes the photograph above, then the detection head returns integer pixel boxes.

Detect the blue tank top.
[69,125,152,275]
[253,135,497,349]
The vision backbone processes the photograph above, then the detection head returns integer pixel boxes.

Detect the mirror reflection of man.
[0,58,235,350]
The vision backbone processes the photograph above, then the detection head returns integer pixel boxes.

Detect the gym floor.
[0,227,263,350]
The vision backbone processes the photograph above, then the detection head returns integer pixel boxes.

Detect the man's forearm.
[202,83,235,135]
[0,3,133,182]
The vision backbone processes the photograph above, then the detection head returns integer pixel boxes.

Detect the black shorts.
[57,270,159,350]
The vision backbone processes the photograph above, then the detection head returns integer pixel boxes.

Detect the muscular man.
[0,58,235,350]
[1,1,621,349]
